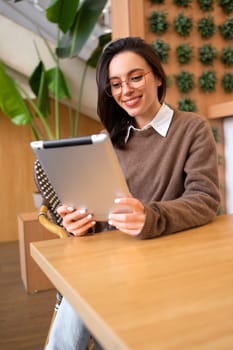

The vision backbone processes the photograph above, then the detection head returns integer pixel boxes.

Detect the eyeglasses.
[105,71,151,97]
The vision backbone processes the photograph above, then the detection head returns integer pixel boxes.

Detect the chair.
[34,159,95,350]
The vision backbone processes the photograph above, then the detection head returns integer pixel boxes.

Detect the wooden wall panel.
[111,0,145,39]
[143,0,233,117]
[111,0,130,39]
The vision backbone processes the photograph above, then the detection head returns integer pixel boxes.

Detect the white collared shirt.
[125,103,174,143]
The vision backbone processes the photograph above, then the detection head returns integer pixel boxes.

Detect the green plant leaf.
[0,62,32,125]
[87,32,112,68]
[46,67,71,100]
[56,0,108,58]
[148,10,169,35]
[29,61,50,117]
[46,0,80,33]
[152,39,171,63]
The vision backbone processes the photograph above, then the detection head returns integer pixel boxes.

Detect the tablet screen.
[31,134,131,221]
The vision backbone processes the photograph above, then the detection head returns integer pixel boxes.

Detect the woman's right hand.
[57,205,96,236]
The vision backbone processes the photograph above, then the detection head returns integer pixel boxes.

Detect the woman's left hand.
[108,196,145,236]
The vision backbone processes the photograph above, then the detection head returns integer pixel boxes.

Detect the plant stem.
[74,62,88,136]
[55,30,61,139]
[28,98,54,139]
[67,102,74,137]
[17,84,54,139]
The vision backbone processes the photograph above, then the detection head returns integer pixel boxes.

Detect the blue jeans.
[45,297,104,350]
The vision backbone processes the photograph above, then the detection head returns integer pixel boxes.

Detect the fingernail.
[87,214,92,219]
[114,198,121,203]
[108,220,112,225]
[67,206,74,211]
[79,208,87,214]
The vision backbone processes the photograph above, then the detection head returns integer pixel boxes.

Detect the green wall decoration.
[178,97,197,111]
[176,43,194,64]
[212,126,220,143]
[221,72,233,92]
[197,0,214,12]
[173,0,192,8]
[147,0,233,115]
[221,46,233,66]
[219,17,233,40]
[198,43,217,66]
[175,71,195,93]
[198,70,217,92]
[218,0,233,15]
[148,10,169,35]
[174,12,193,37]
[151,39,171,63]
[197,15,216,39]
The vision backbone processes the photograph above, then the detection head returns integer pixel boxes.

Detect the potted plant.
[176,43,194,64]
[174,12,193,37]
[221,72,233,93]
[218,0,233,14]
[198,43,217,66]
[148,10,169,35]
[0,0,111,141]
[178,97,197,112]
[219,17,233,41]
[198,70,217,93]
[151,39,171,63]
[197,15,216,39]
[173,0,192,8]
[221,46,233,66]
[197,0,214,12]
[175,70,195,93]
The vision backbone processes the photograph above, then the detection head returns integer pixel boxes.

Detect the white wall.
[224,116,233,214]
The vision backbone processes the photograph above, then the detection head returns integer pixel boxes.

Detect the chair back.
[34,159,63,226]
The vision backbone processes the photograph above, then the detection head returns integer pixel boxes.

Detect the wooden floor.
[0,241,55,350]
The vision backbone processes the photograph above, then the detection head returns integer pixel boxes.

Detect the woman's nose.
[121,80,133,94]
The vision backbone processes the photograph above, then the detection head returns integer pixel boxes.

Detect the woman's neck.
[134,103,162,129]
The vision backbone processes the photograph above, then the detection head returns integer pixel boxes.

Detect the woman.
[46,37,220,349]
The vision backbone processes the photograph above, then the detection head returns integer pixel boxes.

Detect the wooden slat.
[111,0,145,39]
[111,0,130,39]
[208,100,233,119]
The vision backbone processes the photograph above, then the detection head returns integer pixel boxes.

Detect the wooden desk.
[31,215,233,350]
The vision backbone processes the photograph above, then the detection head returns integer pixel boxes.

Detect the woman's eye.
[111,81,121,89]
[130,74,143,82]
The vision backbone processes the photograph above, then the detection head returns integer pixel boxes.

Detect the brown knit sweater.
[115,109,220,239]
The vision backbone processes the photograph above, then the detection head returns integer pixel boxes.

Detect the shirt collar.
[125,103,174,143]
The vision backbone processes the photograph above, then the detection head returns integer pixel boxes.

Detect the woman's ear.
[156,78,162,86]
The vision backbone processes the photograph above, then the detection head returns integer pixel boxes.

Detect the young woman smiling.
[46,37,220,350]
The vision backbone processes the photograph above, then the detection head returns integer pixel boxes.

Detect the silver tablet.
[30,134,130,221]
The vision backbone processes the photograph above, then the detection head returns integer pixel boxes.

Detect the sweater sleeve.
[138,119,221,239]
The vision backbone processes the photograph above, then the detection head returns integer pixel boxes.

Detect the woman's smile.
[123,95,142,108]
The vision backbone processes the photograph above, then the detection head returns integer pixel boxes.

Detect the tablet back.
[30,134,130,221]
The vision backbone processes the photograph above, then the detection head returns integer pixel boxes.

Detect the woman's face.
[108,51,162,128]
